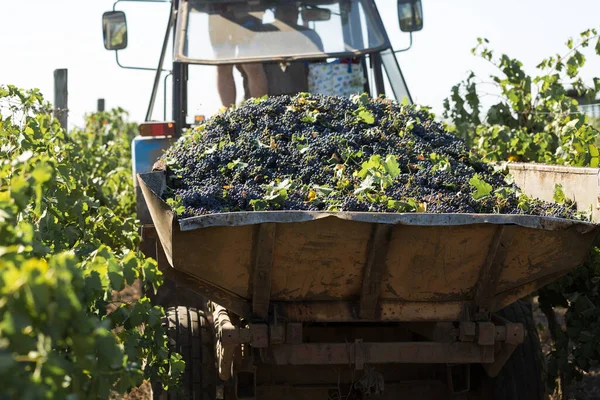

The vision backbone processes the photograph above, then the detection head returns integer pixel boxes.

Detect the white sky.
[1,0,600,129]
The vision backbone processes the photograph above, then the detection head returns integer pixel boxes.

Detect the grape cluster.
[160,94,576,220]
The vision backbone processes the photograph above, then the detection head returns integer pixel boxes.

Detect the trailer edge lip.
[174,209,598,233]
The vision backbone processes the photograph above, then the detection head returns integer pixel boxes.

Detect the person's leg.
[241,63,268,98]
[217,65,236,107]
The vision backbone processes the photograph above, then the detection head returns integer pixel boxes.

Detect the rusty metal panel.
[493,270,567,312]
[382,224,495,302]
[138,171,600,323]
[174,224,254,299]
[269,217,370,301]
[497,225,598,294]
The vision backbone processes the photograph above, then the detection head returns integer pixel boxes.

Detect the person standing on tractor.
[209,9,268,107]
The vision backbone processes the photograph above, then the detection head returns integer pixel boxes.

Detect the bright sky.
[1,0,600,129]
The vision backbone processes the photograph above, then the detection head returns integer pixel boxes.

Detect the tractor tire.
[154,306,216,400]
[478,300,546,400]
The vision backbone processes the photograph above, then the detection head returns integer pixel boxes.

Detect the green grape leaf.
[469,174,492,199]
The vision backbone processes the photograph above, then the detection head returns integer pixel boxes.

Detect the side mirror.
[102,11,128,50]
[397,0,423,33]
[301,7,332,22]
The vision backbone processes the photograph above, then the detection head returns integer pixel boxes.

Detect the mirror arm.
[115,51,171,72]
[393,32,413,54]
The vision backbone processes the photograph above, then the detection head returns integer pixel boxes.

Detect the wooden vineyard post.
[53,69,68,131]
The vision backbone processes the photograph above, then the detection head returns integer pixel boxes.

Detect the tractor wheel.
[153,306,216,400]
[478,300,546,400]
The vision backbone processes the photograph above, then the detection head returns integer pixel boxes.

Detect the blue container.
[132,135,175,224]
[131,135,175,184]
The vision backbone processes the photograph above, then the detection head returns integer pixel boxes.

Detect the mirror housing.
[301,7,332,22]
[397,0,423,33]
[102,11,128,50]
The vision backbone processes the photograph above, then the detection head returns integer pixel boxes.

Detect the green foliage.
[0,85,182,399]
[387,198,421,212]
[444,29,600,166]
[468,174,493,200]
[429,152,451,173]
[553,184,570,205]
[354,154,401,195]
[443,30,600,389]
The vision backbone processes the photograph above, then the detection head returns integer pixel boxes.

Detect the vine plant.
[0,86,183,399]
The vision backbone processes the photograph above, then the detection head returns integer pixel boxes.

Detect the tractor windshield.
[175,0,390,64]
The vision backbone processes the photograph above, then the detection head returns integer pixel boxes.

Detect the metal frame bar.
[211,318,523,381]
[380,48,414,104]
[276,300,465,322]
[172,62,188,135]
[114,51,171,73]
[264,342,495,366]
[163,71,172,120]
[372,52,386,96]
[394,32,413,53]
[474,227,514,314]
[483,316,525,377]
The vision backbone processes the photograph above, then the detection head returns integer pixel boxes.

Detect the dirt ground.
[113,285,600,400]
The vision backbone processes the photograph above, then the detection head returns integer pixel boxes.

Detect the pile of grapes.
[160,94,575,219]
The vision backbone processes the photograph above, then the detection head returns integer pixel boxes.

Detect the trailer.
[100,1,600,398]
[138,171,599,399]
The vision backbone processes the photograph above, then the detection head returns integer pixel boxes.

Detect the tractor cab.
[101,0,423,238]
[103,0,423,130]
